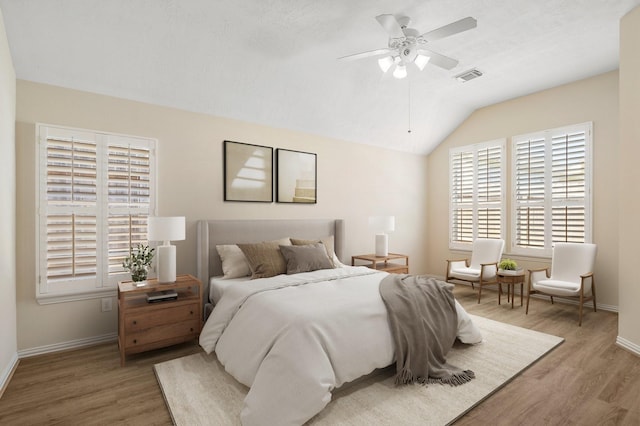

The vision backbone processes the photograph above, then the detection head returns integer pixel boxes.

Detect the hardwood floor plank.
[0,285,638,425]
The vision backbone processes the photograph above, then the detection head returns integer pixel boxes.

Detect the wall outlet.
[101,297,113,312]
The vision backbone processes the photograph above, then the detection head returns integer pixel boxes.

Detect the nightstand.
[351,253,409,274]
[118,274,202,366]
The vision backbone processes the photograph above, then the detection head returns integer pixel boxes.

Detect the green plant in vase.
[123,243,155,282]
[499,258,518,271]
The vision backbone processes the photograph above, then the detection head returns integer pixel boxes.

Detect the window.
[512,122,592,256]
[449,139,506,250]
[37,124,157,303]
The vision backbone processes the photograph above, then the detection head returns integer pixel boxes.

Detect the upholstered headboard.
[196,219,345,307]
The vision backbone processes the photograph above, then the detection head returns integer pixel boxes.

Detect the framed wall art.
[276,148,317,204]
[223,140,273,202]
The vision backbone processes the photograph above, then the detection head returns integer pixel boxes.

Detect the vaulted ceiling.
[1,0,638,154]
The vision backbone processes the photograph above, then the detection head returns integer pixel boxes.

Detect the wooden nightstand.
[351,253,409,274]
[118,274,202,366]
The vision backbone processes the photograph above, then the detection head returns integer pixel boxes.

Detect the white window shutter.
[511,122,592,255]
[37,124,157,299]
[450,139,506,250]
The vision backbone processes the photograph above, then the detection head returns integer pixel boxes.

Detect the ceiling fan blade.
[420,17,477,42]
[338,47,394,61]
[417,49,459,70]
[375,14,405,39]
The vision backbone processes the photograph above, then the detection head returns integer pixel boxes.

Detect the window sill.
[37,287,117,305]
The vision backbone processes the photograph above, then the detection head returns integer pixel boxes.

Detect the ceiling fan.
[339,14,477,79]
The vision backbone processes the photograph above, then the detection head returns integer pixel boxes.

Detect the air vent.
[455,68,483,82]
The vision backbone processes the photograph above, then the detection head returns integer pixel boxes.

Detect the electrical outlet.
[101,297,112,312]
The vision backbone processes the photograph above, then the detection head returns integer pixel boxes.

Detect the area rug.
[154,315,563,425]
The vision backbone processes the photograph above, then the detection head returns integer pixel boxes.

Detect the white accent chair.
[446,238,505,303]
[526,242,597,326]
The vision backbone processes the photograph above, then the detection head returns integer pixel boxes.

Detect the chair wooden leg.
[579,289,584,327]
[550,296,554,305]
[477,283,482,304]
[526,290,531,314]
[592,277,597,312]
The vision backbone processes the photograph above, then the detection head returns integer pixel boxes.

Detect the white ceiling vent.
[455,68,483,82]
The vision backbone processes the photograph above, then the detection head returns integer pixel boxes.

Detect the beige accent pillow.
[238,238,292,279]
[291,236,341,267]
[216,244,251,279]
[279,243,334,274]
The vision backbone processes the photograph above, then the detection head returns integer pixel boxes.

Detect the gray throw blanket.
[379,274,475,386]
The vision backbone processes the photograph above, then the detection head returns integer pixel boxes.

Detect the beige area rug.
[154,315,563,425]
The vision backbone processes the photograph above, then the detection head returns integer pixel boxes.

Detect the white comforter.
[199,266,481,426]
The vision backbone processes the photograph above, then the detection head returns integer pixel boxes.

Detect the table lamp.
[148,216,185,283]
[369,216,395,257]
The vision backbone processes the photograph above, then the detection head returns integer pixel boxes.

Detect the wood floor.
[1,285,639,425]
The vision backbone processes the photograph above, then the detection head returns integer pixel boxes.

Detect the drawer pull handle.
[133,320,137,325]
[190,310,194,315]
[133,339,137,344]
[190,328,194,332]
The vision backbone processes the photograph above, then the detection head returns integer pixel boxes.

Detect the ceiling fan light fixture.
[378,56,394,73]
[414,54,430,71]
[393,64,407,79]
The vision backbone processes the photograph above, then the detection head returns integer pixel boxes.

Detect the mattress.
[209,276,250,304]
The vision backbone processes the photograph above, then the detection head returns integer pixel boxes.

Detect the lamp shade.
[369,216,395,233]
[148,216,185,243]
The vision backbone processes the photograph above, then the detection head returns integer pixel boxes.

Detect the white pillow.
[216,244,251,279]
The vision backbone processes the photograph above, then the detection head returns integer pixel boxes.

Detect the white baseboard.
[438,276,619,313]
[0,352,19,398]
[616,336,640,357]
[17,333,117,359]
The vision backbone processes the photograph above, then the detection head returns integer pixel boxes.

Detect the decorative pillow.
[291,235,342,267]
[216,244,251,279]
[237,238,292,279]
[279,243,335,274]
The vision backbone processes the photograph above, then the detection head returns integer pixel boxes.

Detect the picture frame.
[223,140,273,202]
[276,148,317,204]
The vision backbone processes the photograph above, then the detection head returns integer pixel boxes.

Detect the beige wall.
[0,7,17,387]
[426,71,620,309]
[15,80,429,351]
[618,7,640,352]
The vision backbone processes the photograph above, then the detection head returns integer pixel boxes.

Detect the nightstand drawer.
[124,319,200,348]
[125,303,199,332]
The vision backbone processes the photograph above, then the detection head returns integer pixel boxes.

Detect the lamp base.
[157,244,176,284]
[375,234,389,257]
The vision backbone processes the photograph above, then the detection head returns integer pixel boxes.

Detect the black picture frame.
[276,148,317,204]
[223,140,273,202]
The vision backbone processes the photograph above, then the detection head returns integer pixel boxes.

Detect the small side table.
[351,253,409,274]
[497,270,525,309]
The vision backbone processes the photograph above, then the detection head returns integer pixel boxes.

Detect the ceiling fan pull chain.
[408,78,412,134]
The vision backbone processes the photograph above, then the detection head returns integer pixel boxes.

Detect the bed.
[196,219,481,426]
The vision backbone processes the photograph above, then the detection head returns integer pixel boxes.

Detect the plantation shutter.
[450,140,505,249]
[106,140,153,279]
[512,122,591,255]
[477,145,502,239]
[450,151,474,243]
[38,125,156,299]
[514,136,546,248]
[551,131,586,243]
[41,129,99,290]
